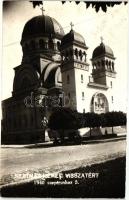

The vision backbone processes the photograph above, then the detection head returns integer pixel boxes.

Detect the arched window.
[75,48,78,59]
[112,62,114,71]
[39,39,45,49]
[111,96,114,103]
[109,61,111,70]
[81,74,83,83]
[83,51,86,62]
[91,93,109,113]
[82,92,85,100]
[83,51,86,56]
[106,60,108,69]
[91,97,94,105]
[110,81,112,88]
[79,50,82,61]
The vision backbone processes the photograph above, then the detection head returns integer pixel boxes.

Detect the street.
[0,139,126,186]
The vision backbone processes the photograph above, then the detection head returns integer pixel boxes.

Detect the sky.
[1,1,128,112]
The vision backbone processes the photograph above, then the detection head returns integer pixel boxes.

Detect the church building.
[1,11,116,144]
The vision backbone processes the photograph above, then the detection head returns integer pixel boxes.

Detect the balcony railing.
[88,76,108,90]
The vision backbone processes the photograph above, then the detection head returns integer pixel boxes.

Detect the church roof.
[92,42,114,59]
[21,15,64,43]
[42,62,61,89]
[61,29,87,48]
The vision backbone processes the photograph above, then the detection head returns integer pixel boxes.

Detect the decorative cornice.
[87,82,109,90]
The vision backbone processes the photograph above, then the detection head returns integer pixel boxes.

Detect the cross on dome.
[70,22,74,30]
[40,6,45,15]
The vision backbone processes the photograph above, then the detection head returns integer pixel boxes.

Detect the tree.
[72,111,85,128]
[84,112,101,137]
[103,111,127,134]
[48,107,80,143]
[30,1,128,13]
[115,112,127,126]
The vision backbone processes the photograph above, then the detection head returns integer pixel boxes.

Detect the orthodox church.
[1,11,116,144]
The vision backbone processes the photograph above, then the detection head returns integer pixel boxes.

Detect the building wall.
[62,68,77,110]
[62,66,116,113]
[74,66,89,113]
[2,96,45,144]
[61,55,116,113]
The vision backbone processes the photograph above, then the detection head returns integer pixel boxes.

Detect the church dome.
[21,15,64,44]
[92,42,114,59]
[61,29,86,48]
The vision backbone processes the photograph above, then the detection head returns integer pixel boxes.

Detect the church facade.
[1,13,116,144]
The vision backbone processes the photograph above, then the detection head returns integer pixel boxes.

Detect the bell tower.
[91,38,116,87]
[91,38,117,111]
[60,23,89,112]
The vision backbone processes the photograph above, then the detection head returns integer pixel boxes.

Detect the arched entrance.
[90,93,109,114]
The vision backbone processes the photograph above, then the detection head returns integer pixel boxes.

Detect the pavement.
[0,135,126,188]
[1,133,126,148]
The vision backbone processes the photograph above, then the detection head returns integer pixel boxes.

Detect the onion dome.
[92,40,114,59]
[21,15,64,44]
[61,29,87,48]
